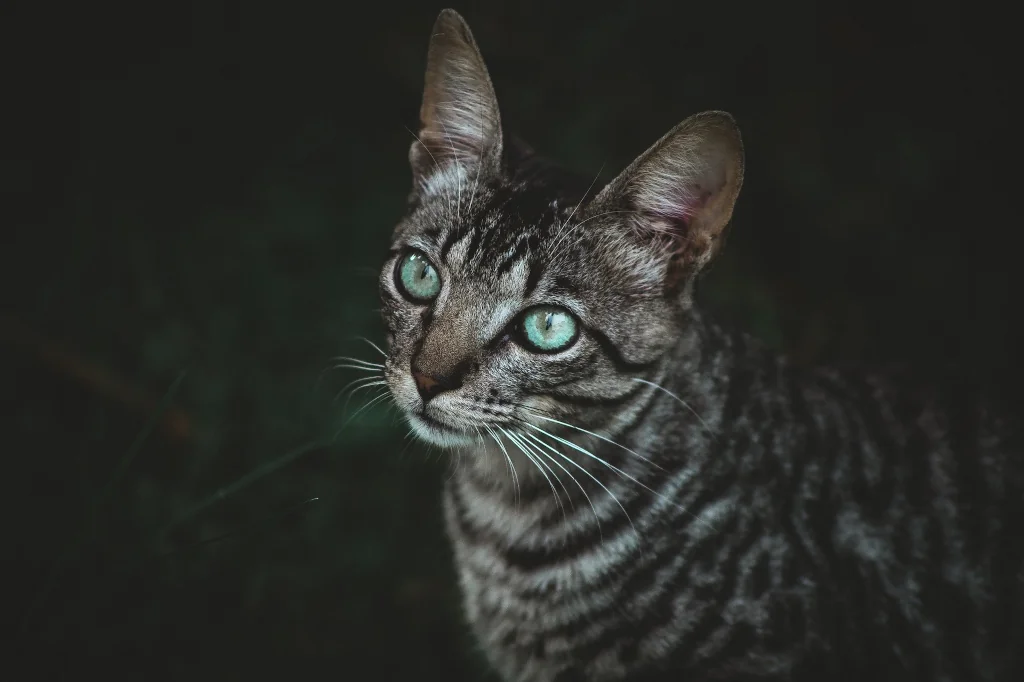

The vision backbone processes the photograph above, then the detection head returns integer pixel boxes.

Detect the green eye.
[520,306,578,353]
[396,250,441,302]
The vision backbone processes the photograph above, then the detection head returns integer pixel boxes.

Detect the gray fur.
[376,9,1024,682]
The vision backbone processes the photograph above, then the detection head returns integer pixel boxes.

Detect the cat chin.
[405,412,477,448]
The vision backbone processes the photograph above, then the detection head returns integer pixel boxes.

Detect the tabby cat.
[375,9,1024,682]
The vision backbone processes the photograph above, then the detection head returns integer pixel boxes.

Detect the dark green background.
[4,0,1015,679]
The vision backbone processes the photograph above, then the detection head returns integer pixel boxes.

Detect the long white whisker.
[551,209,635,260]
[331,363,384,373]
[504,429,567,520]
[520,421,647,490]
[404,125,456,215]
[336,377,387,409]
[355,337,387,359]
[484,425,515,491]
[501,425,548,509]
[510,431,576,515]
[523,421,718,534]
[632,378,719,441]
[519,430,620,541]
[330,356,385,368]
[549,164,605,259]
[315,361,377,393]
[437,118,463,223]
[494,427,522,509]
[465,126,485,219]
[333,389,392,441]
[519,406,664,472]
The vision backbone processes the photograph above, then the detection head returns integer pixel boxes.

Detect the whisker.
[465,139,484,218]
[404,124,457,215]
[334,390,393,441]
[552,205,630,259]
[552,209,636,261]
[549,163,605,257]
[519,430,615,541]
[437,118,463,222]
[338,378,388,413]
[486,426,520,507]
[335,374,385,394]
[521,420,719,535]
[493,427,522,509]
[314,356,382,393]
[518,405,665,472]
[520,420,646,490]
[330,363,384,373]
[510,430,576,515]
[330,356,385,368]
[632,378,719,441]
[355,337,387,359]
[503,429,567,521]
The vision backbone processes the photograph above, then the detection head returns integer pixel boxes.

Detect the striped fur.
[377,10,1024,681]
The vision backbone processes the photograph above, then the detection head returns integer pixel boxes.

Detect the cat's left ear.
[589,111,744,275]
[409,9,503,190]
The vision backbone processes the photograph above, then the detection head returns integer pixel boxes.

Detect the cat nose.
[411,362,462,402]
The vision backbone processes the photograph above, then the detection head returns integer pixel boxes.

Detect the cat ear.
[591,111,744,273]
[409,10,503,189]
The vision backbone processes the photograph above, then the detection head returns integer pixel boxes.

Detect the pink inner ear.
[649,188,712,231]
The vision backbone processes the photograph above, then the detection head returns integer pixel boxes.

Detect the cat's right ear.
[588,111,744,280]
[409,10,503,192]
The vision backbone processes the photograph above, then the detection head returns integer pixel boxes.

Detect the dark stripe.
[572,515,758,668]
[690,621,760,677]
[782,370,834,576]
[850,379,899,521]
[543,381,644,409]
[448,479,481,544]
[674,523,761,669]
[588,327,659,373]
[718,337,755,428]
[816,373,898,522]
[541,356,601,388]
[448,478,548,548]
[541,465,735,638]
[440,226,465,263]
[749,550,772,598]
[501,478,651,573]
[419,304,434,329]
[497,235,531,275]
[550,275,576,296]
[464,223,487,262]
[523,259,545,298]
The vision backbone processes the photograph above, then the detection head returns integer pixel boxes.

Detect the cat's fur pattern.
[378,9,1024,682]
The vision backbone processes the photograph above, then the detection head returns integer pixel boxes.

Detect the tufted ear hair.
[588,111,744,278]
[409,9,503,192]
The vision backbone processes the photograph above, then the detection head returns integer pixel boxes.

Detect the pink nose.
[410,357,469,401]
[413,369,439,395]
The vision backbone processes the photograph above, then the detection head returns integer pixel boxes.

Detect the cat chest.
[442,487,644,681]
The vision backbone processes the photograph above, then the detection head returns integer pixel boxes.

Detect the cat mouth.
[417,410,460,432]
[406,409,476,447]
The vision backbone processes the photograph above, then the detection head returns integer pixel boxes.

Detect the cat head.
[380,9,743,449]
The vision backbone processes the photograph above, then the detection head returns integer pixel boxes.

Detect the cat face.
[380,10,744,448]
